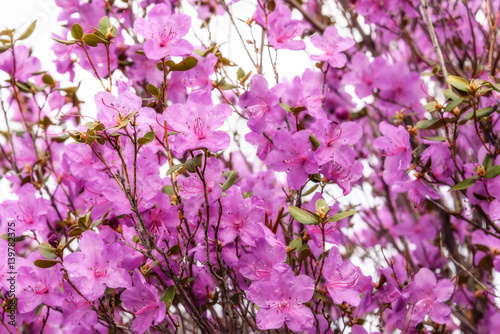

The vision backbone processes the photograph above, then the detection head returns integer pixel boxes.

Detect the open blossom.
[0,45,41,82]
[64,231,131,301]
[134,3,193,59]
[407,268,453,324]
[239,74,285,133]
[121,269,166,334]
[239,237,287,281]
[219,187,265,246]
[311,120,363,165]
[17,259,63,313]
[266,130,318,190]
[373,121,412,183]
[311,26,355,68]
[322,247,362,306]
[165,90,232,154]
[266,3,305,50]
[1,183,51,235]
[247,267,314,331]
[178,156,223,218]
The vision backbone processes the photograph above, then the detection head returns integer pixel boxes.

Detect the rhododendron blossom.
[1,0,499,332]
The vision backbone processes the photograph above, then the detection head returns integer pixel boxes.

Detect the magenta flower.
[266,4,305,50]
[219,187,265,246]
[322,247,362,306]
[165,90,231,154]
[178,156,223,218]
[134,3,193,60]
[238,74,285,134]
[407,268,453,324]
[311,26,355,68]
[373,121,412,183]
[247,267,314,331]
[266,130,318,190]
[2,183,50,235]
[17,260,63,313]
[0,45,41,82]
[312,120,363,165]
[64,231,131,301]
[239,238,287,281]
[121,269,166,334]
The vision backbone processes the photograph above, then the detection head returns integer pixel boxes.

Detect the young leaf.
[71,23,84,40]
[484,166,500,179]
[34,259,60,268]
[38,242,57,259]
[448,176,477,191]
[448,75,470,92]
[328,210,356,222]
[166,164,184,176]
[138,131,155,145]
[170,57,198,71]
[222,170,237,192]
[160,286,176,310]
[18,20,37,40]
[288,206,320,225]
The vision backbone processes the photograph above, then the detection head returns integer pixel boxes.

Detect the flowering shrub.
[1,0,500,333]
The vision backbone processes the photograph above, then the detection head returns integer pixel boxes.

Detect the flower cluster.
[1,0,500,333]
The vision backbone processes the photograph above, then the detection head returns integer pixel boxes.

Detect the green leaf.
[42,74,54,85]
[138,131,155,145]
[185,154,203,173]
[448,176,477,191]
[237,67,245,80]
[309,133,321,149]
[98,17,112,35]
[34,259,59,268]
[484,165,500,179]
[38,242,57,259]
[83,33,107,47]
[424,101,437,111]
[328,209,356,222]
[91,209,111,229]
[315,199,328,212]
[170,57,198,71]
[222,170,237,192]
[147,84,160,97]
[463,106,497,121]
[18,20,37,40]
[443,98,463,112]
[423,136,447,142]
[71,23,84,40]
[167,244,181,256]
[160,286,176,310]
[482,154,494,170]
[162,185,175,195]
[166,164,184,176]
[302,184,319,197]
[443,89,461,101]
[448,75,470,92]
[288,237,302,252]
[416,118,443,129]
[52,38,77,45]
[288,206,320,225]
[280,103,292,112]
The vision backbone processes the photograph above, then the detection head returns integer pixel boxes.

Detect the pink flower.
[121,269,166,334]
[165,90,231,154]
[247,267,314,331]
[266,130,319,190]
[322,247,362,306]
[407,268,453,324]
[64,231,131,301]
[311,26,355,68]
[134,3,193,60]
